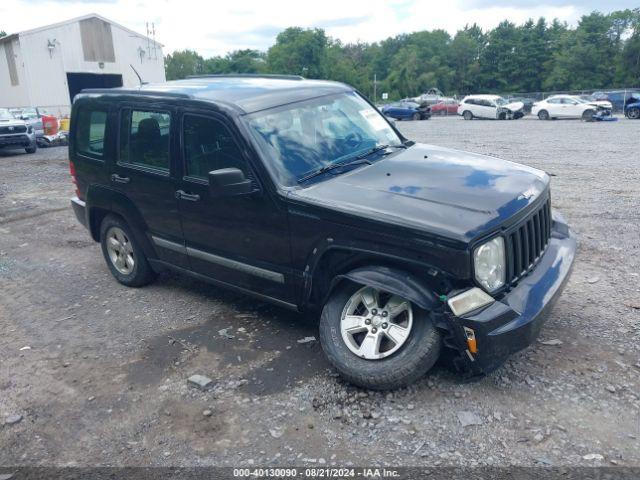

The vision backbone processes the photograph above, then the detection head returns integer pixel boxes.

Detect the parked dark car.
[507,96,537,114]
[591,90,640,112]
[381,100,431,120]
[624,94,640,119]
[69,75,576,390]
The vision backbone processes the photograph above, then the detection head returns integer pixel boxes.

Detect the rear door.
[176,109,294,304]
[110,105,188,268]
[546,98,563,117]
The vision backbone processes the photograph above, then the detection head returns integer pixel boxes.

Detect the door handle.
[175,190,200,202]
[111,174,130,184]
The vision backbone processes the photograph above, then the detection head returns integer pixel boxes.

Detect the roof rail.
[186,74,305,81]
[79,88,192,99]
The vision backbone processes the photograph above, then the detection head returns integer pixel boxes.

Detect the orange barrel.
[42,115,59,136]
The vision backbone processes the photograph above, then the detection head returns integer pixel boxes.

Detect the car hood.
[501,101,524,111]
[289,143,549,243]
[0,118,27,127]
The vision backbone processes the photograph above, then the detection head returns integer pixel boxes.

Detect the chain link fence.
[417,87,640,115]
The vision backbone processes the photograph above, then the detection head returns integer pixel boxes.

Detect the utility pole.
[373,73,377,103]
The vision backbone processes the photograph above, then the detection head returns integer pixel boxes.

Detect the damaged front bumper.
[442,210,576,377]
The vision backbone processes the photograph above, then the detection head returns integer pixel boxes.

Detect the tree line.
[165,8,640,100]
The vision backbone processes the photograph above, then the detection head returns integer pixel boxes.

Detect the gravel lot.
[1,116,639,468]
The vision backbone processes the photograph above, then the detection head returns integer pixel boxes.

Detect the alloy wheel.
[105,226,135,275]
[340,286,413,360]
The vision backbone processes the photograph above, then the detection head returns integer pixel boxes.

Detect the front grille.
[0,125,27,134]
[505,197,552,285]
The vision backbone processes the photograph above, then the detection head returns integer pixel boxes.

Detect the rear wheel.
[462,110,473,121]
[100,215,156,287]
[319,283,441,390]
[537,110,549,120]
[626,107,640,119]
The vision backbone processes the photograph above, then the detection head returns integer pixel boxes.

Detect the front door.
[110,105,188,268]
[176,111,294,305]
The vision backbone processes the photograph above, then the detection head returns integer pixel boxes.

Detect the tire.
[319,282,442,390]
[582,109,595,122]
[412,112,421,121]
[626,107,640,119]
[99,214,156,287]
[462,110,473,121]
[25,143,37,154]
[537,110,549,120]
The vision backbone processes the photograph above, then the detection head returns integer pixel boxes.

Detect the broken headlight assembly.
[474,236,506,292]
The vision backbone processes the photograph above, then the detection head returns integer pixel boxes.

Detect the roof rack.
[186,74,305,81]
[79,88,192,99]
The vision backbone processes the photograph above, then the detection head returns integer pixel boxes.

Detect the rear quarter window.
[75,107,108,159]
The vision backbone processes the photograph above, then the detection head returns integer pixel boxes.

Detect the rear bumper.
[449,210,576,376]
[71,197,88,228]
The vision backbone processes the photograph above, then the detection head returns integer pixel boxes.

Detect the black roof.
[81,75,352,114]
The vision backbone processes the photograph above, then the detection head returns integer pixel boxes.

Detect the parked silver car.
[0,108,37,154]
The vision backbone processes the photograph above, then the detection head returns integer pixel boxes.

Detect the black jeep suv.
[70,75,576,389]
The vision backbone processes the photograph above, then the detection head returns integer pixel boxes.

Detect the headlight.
[474,236,506,292]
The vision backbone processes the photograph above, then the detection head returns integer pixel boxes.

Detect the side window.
[75,107,107,158]
[183,114,245,180]
[547,98,561,104]
[119,109,171,172]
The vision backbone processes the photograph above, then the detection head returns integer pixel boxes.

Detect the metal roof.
[0,14,163,47]
[81,75,353,114]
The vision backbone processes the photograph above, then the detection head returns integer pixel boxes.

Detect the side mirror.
[208,168,253,197]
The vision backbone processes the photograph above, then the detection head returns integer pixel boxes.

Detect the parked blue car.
[591,90,640,112]
[381,101,431,121]
[624,94,640,119]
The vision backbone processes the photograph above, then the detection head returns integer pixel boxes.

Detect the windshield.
[0,108,14,120]
[246,91,404,186]
[494,98,509,106]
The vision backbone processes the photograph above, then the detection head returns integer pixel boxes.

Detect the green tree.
[267,27,328,78]
[545,12,618,90]
[164,49,204,80]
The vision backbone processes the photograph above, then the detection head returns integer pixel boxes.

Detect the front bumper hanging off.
[444,210,577,377]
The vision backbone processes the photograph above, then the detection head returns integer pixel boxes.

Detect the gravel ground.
[0,116,639,468]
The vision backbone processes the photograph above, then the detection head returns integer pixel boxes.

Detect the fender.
[86,185,158,261]
[336,265,441,311]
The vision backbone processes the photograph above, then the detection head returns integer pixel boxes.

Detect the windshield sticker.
[359,109,388,131]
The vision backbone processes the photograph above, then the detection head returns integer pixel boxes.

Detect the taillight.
[69,160,82,200]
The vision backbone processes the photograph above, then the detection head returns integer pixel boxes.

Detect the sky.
[2,0,637,57]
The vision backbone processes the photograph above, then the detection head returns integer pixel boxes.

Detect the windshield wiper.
[355,143,408,160]
[297,144,408,184]
[297,158,373,184]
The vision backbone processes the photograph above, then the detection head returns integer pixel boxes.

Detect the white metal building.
[0,14,166,116]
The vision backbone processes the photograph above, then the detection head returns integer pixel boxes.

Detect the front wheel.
[462,110,473,120]
[25,143,37,154]
[319,283,441,390]
[582,109,595,122]
[626,107,640,119]
[412,112,421,121]
[537,110,549,120]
